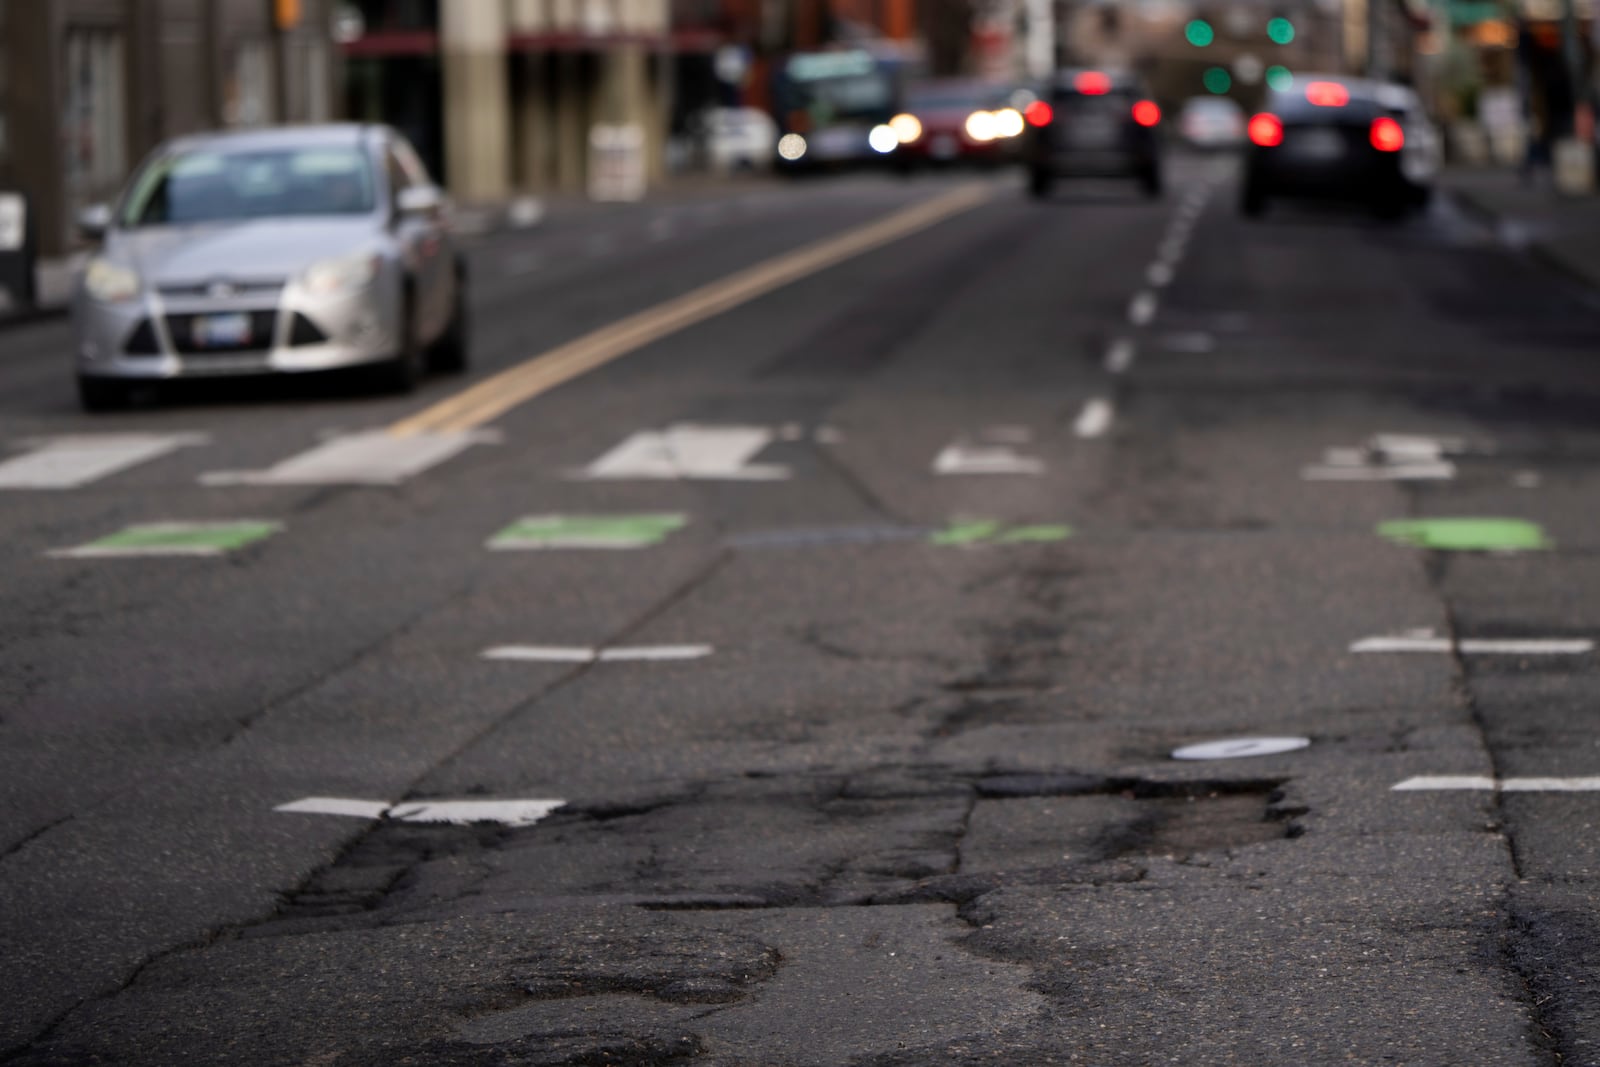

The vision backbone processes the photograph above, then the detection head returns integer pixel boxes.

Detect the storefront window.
[62,27,127,209]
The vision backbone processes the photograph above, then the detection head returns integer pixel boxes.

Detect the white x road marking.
[0,433,208,489]
[576,424,790,481]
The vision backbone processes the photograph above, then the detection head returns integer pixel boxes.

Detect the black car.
[1240,75,1439,219]
[1023,69,1163,199]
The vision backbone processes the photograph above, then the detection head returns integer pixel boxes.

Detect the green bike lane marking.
[489,513,689,550]
[48,520,283,559]
[929,520,1073,546]
[1377,518,1551,552]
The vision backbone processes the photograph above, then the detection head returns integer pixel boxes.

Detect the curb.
[1444,181,1600,297]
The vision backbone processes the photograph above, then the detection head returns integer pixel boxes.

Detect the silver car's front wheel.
[373,287,422,394]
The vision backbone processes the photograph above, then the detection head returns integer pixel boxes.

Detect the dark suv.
[1023,69,1163,199]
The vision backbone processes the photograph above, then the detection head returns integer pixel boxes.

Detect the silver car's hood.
[110,218,381,285]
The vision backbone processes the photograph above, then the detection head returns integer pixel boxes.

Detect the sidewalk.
[1441,166,1600,292]
[0,253,82,323]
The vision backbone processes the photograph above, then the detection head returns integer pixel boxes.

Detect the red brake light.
[1370,116,1405,152]
[1247,113,1283,147]
[1024,100,1053,126]
[1305,81,1350,107]
[1074,71,1112,95]
[1131,100,1161,127]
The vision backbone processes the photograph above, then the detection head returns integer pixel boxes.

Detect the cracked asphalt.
[4,158,1600,1065]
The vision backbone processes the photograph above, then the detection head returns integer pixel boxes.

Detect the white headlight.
[889,113,923,143]
[303,252,378,296]
[964,111,998,143]
[777,133,808,161]
[84,258,141,303]
[994,108,1025,138]
[868,125,899,154]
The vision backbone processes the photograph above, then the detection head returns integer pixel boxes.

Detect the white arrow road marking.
[481,644,714,663]
[576,424,789,481]
[1393,777,1600,792]
[1073,398,1114,439]
[1351,634,1593,655]
[1302,433,1468,482]
[202,430,495,486]
[0,433,208,489]
[276,797,565,827]
[1104,338,1135,374]
[933,443,1045,475]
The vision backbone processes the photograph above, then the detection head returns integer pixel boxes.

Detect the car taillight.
[1131,100,1161,127]
[1074,71,1111,95]
[1370,116,1404,152]
[1024,100,1053,126]
[1247,113,1283,147]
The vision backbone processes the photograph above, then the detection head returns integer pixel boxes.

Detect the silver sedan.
[72,124,467,410]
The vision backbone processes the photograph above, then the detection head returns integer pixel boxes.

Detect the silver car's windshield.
[119,145,377,227]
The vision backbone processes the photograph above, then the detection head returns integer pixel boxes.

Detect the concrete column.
[441,0,512,202]
[554,52,586,193]
[514,54,554,192]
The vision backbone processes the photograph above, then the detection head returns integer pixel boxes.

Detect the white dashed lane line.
[1128,291,1158,326]
[1073,398,1115,439]
[1394,777,1600,792]
[276,797,566,826]
[481,645,714,663]
[1104,338,1136,374]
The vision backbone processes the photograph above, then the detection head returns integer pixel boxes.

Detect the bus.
[771,49,904,170]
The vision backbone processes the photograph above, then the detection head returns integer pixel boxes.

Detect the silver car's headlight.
[302,252,379,297]
[84,258,141,303]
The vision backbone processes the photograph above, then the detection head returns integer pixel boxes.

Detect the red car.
[890,81,1028,167]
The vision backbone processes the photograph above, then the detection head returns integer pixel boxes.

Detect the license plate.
[1068,115,1115,146]
[1289,129,1344,160]
[814,128,862,157]
[193,312,252,348]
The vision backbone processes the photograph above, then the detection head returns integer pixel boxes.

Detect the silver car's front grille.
[156,279,286,299]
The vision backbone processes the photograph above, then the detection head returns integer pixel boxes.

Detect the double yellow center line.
[387,184,992,438]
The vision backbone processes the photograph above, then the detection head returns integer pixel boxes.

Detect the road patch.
[0,433,208,489]
[202,430,492,486]
[48,520,281,558]
[576,424,789,481]
[1172,737,1310,760]
[489,513,688,550]
[481,645,713,663]
[276,796,565,827]
[1377,518,1551,552]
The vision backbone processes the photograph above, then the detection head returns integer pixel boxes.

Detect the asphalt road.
[4,157,1600,1065]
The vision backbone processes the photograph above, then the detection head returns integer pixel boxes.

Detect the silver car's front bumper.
[74,273,403,379]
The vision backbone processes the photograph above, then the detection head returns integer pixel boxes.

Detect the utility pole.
[1366,0,1385,79]
[271,0,299,122]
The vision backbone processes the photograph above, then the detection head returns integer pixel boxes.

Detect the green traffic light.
[1203,67,1232,94]
[1185,19,1215,46]
[1267,17,1295,43]
[1266,64,1293,90]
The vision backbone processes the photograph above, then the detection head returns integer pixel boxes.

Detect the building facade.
[0,0,341,257]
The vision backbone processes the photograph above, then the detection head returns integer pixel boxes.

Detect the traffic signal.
[1203,67,1232,93]
[1267,16,1294,44]
[1266,65,1293,90]
[1186,19,1215,46]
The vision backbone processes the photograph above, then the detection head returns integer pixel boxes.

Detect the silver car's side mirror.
[396,185,445,218]
[77,203,113,240]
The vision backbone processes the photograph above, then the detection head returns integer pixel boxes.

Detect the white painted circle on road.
[1172,736,1310,760]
